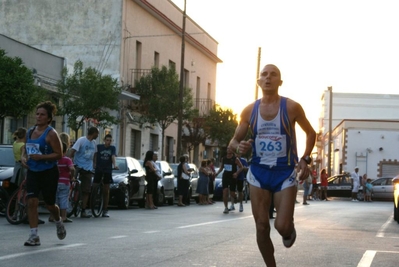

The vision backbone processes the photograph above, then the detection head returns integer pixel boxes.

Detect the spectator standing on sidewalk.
[320,168,329,201]
[69,126,99,218]
[351,166,360,201]
[93,134,118,217]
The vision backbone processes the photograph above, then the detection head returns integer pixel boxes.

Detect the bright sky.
[172,0,399,154]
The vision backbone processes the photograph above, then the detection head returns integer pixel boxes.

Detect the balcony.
[130,69,152,91]
[194,98,213,116]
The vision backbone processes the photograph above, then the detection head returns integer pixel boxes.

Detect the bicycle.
[6,179,28,225]
[243,179,250,203]
[0,187,9,217]
[90,179,104,218]
[67,179,82,218]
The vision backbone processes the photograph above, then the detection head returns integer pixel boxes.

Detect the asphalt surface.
[0,193,398,267]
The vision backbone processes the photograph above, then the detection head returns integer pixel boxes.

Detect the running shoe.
[24,235,40,246]
[80,210,92,218]
[56,222,66,240]
[239,203,244,212]
[102,210,110,218]
[282,228,296,248]
[229,204,235,211]
[223,207,229,214]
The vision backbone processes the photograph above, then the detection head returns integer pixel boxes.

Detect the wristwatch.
[301,155,311,164]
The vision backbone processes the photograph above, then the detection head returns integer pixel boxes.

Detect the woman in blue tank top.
[21,101,66,246]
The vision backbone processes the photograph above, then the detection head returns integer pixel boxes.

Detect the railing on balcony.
[194,98,213,116]
[130,69,152,92]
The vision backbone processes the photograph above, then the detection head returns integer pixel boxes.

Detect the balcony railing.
[130,69,152,91]
[194,98,213,116]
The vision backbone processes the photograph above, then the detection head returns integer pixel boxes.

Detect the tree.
[0,49,45,119]
[57,60,122,138]
[204,105,238,152]
[182,116,207,164]
[133,66,195,159]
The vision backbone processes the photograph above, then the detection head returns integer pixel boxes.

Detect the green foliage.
[133,66,194,129]
[204,105,238,148]
[133,66,195,158]
[57,60,122,136]
[0,49,46,118]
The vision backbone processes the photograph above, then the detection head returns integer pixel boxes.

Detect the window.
[130,129,141,159]
[150,134,158,151]
[168,60,176,71]
[154,51,159,68]
[184,69,189,88]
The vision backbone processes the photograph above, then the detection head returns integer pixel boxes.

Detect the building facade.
[317,91,399,178]
[0,34,65,143]
[0,0,221,164]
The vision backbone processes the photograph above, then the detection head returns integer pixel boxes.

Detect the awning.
[119,90,140,101]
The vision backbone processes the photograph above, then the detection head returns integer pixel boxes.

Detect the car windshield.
[114,158,127,173]
[0,146,14,167]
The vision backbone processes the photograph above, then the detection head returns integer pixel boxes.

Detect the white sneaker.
[24,235,40,246]
[223,207,229,214]
[239,203,243,212]
[229,204,235,211]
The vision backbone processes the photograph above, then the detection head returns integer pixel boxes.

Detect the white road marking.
[177,215,253,229]
[357,250,399,267]
[376,216,392,237]
[0,243,85,261]
[109,235,128,239]
[357,250,376,267]
[144,230,161,234]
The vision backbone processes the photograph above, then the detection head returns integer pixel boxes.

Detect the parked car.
[318,173,353,199]
[358,177,394,201]
[0,145,17,215]
[109,156,147,209]
[0,144,16,192]
[188,163,199,202]
[156,161,175,205]
[213,168,224,200]
[393,175,399,223]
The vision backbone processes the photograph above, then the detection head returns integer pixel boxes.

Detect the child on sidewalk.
[365,178,373,202]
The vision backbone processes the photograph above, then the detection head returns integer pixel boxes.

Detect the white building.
[318,91,399,178]
[0,0,221,164]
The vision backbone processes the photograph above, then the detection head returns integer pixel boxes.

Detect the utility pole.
[176,0,186,160]
[255,47,261,100]
[327,86,333,176]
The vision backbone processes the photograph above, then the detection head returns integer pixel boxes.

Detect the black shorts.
[222,176,237,192]
[26,166,59,205]
[93,171,113,184]
[76,167,93,193]
[236,180,244,192]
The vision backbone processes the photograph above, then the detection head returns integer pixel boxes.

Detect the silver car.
[156,161,175,205]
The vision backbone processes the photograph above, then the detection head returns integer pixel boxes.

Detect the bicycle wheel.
[91,184,103,217]
[67,181,81,218]
[6,188,28,225]
[0,188,9,216]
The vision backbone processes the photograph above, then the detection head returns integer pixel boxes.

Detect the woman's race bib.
[26,143,42,155]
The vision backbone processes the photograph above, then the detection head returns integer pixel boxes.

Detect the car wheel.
[118,186,130,209]
[167,192,174,205]
[357,190,364,201]
[157,189,165,206]
[137,188,146,208]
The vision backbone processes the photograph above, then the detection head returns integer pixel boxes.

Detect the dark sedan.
[319,173,353,199]
[109,157,147,209]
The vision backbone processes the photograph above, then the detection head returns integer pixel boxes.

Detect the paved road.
[0,195,398,267]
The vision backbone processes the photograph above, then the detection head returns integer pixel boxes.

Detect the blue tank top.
[249,97,298,169]
[26,126,57,171]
